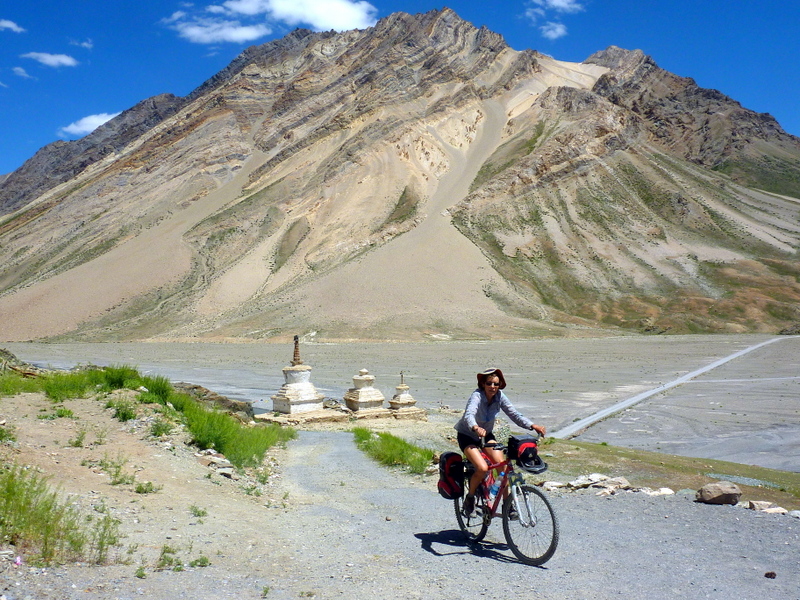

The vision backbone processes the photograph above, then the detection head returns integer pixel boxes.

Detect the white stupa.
[271,336,324,414]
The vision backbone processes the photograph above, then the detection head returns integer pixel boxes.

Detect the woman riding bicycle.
[454,368,546,515]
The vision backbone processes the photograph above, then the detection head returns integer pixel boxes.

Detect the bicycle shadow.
[414,530,522,565]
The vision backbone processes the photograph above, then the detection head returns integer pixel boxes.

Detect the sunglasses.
[485,382,500,387]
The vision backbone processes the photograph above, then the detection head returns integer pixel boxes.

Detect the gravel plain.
[2,425,798,600]
[2,335,799,599]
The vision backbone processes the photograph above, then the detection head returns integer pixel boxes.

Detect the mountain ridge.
[0,9,798,342]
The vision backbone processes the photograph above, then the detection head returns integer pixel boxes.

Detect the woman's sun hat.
[477,368,506,390]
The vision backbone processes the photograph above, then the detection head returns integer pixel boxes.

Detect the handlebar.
[479,437,506,452]
[479,432,542,451]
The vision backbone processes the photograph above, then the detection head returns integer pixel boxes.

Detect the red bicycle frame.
[478,450,514,518]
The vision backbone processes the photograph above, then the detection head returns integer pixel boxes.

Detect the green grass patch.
[109,400,138,422]
[179,399,296,467]
[149,419,173,438]
[545,438,800,510]
[1,364,295,469]
[352,427,435,474]
[134,481,161,494]
[0,372,41,396]
[0,464,120,564]
[98,453,136,486]
[0,423,16,443]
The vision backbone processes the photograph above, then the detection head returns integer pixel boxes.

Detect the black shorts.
[457,431,496,452]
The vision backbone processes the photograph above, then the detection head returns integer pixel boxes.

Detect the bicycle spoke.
[455,492,490,542]
[502,484,559,566]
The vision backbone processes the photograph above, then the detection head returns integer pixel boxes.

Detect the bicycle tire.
[454,492,490,542]
[502,483,559,566]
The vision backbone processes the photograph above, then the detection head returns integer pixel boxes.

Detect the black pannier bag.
[507,434,538,460]
[509,434,548,474]
[437,451,464,499]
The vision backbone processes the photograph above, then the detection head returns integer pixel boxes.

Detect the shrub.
[0,424,16,443]
[190,555,210,567]
[0,464,120,564]
[42,372,94,402]
[140,374,172,403]
[134,481,161,494]
[98,453,135,485]
[149,419,173,438]
[55,407,74,418]
[155,544,180,570]
[178,400,295,468]
[0,372,41,396]
[67,428,88,447]
[101,365,141,390]
[111,401,137,422]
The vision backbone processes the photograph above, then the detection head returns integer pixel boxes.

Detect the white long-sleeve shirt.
[454,388,533,441]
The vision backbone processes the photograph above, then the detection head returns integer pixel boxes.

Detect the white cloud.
[70,38,94,49]
[13,66,33,79]
[524,7,545,23]
[525,0,583,39]
[533,0,584,13]
[540,22,568,40]
[167,0,377,44]
[0,19,25,33]
[0,80,7,88]
[222,0,272,16]
[172,17,272,43]
[256,0,378,31]
[21,52,79,67]
[59,112,121,137]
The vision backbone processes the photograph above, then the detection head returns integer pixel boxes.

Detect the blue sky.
[1,0,798,176]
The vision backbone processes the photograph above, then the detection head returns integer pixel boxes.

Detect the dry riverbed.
[2,385,799,600]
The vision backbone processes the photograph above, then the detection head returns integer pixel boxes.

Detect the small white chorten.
[388,371,417,410]
[343,369,385,411]
[272,336,324,414]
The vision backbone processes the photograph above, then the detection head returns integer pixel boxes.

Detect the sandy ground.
[2,389,799,600]
[5,334,800,472]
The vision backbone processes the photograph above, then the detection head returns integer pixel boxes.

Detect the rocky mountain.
[0,8,798,342]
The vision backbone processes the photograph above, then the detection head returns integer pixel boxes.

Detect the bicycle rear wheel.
[454,491,490,542]
[502,483,559,565]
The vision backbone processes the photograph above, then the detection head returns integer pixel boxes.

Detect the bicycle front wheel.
[502,483,559,566]
[454,492,490,542]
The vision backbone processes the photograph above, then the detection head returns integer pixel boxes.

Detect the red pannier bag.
[437,451,464,499]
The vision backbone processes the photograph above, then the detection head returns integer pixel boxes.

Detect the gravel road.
[4,428,798,600]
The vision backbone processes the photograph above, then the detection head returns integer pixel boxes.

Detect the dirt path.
[2,394,799,600]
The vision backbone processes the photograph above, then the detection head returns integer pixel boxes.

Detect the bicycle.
[454,436,559,566]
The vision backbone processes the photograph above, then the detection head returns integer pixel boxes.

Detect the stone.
[788,510,800,519]
[173,382,254,419]
[639,487,675,497]
[568,473,609,489]
[761,507,788,515]
[343,369,385,411]
[748,500,776,511]
[542,481,567,492]
[695,481,742,505]
[216,467,239,480]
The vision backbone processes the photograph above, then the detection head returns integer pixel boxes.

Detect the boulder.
[695,481,742,505]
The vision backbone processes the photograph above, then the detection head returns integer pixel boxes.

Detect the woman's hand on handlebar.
[472,426,487,438]
[531,423,546,437]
